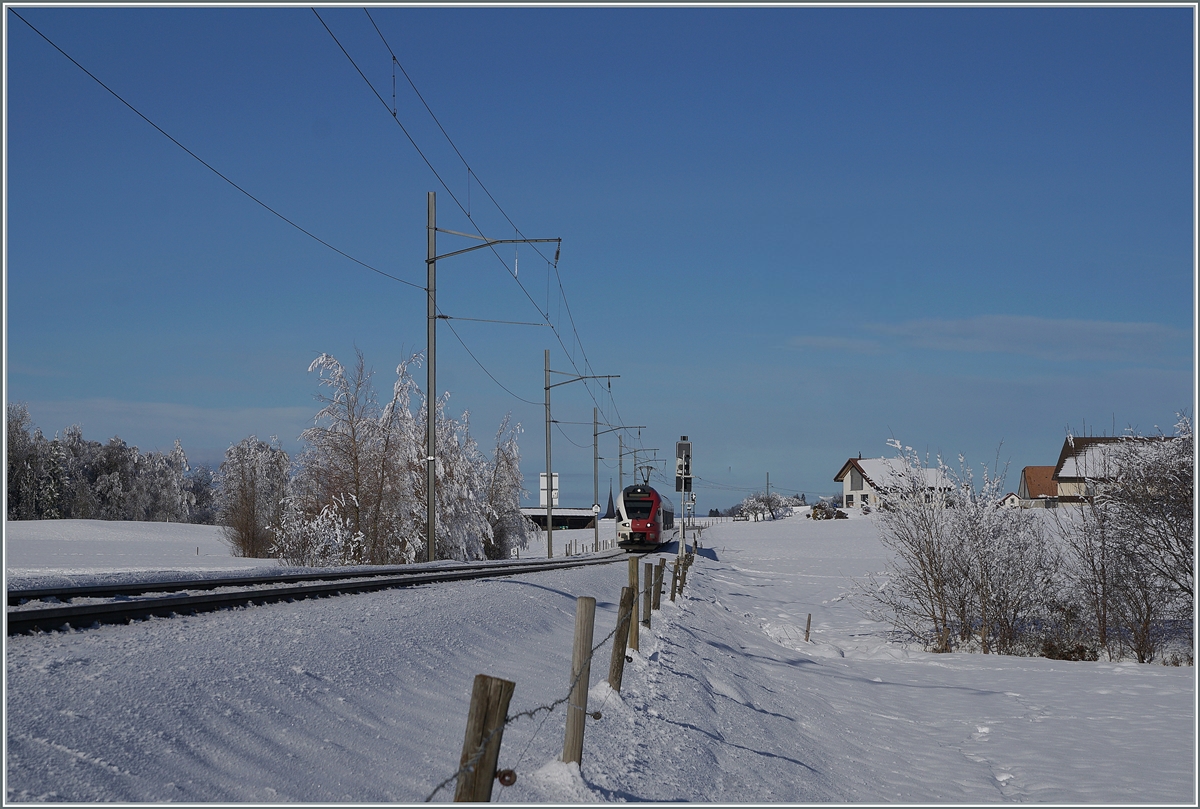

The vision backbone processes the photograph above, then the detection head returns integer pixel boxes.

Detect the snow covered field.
[5,514,1195,803]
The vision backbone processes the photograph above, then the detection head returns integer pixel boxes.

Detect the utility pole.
[544,353,617,558]
[426,192,437,563]
[593,408,599,553]
[545,350,553,558]
[593,412,643,553]
[423,192,559,563]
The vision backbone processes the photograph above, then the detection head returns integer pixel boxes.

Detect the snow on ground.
[5,519,275,580]
[4,513,1195,803]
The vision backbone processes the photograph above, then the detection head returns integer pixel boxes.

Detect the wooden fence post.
[804,613,812,643]
[627,558,640,651]
[607,586,635,691]
[642,562,653,628]
[670,559,679,602]
[562,596,596,766]
[454,674,516,802]
[652,559,665,610]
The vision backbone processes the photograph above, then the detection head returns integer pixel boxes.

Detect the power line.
[9,8,424,293]
[342,9,617,426]
[13,7,556,421]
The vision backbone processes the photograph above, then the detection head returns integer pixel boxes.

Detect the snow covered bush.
[1049,416,1193,663]
[271,494,367,567]
[863,441,1054,655]
[737,491,801,521]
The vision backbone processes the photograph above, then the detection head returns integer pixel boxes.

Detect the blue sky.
[5,5,1194,511]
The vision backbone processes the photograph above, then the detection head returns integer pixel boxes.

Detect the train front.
[617,484,667,550]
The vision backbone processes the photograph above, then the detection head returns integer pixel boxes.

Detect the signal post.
[676,437,692,560]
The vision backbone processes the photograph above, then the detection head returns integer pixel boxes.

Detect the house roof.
[1019,466,1057,498]
[1053,435,1173,481]
[835,457,950,490]
[520,507,598,518]
[1052,436,1122,481]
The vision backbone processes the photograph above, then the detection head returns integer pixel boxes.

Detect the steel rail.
[6,551,640,636]
[7,554,624,606]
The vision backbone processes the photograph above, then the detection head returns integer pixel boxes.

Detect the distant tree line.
[6,350,535,566]
[7,403,216,524]
[860,418,1193,665]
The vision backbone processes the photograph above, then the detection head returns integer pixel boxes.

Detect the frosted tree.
[286,351,423,565]
[481,415,535,559]
[218,436,290,557]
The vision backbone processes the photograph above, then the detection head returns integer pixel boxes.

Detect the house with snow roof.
[1049,434,1174,502]
[834,455,952,508]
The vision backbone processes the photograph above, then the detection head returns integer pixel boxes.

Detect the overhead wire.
[14,5,637,453]
[12,7,563,418]
[8,8,425,294]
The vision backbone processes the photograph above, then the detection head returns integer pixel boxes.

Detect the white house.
[834,456,952,508]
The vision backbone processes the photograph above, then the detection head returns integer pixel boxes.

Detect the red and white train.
[616,484,675,551]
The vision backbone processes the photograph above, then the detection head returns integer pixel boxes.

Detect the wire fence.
[423,607,629,802]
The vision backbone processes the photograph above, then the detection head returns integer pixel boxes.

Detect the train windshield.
[624,499,654,519]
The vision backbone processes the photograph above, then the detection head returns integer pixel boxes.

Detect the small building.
[999,492,1021,509]
[520,507,597,530]
[834,456,951,508]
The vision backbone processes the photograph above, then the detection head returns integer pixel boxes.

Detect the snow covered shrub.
[271,494,368,567]
[217,436,290,558]
[942,458,1056,655]
[737,491,801,521]
[1102,415,1193,614]
[862,441,1055,655]
[1049,416,1194,663]
[861,442,959,651]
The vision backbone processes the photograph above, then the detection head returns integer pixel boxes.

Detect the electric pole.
[426,192,437,563]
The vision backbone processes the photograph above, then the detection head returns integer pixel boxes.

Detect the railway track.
[6,551,636,636]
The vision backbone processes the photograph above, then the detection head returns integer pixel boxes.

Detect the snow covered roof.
[520,507,598,518]
[835,457,951,491]
[1053,437,1121,481]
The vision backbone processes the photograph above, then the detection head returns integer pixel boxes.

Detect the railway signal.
[676,437,692,558]
[675,438,692,493]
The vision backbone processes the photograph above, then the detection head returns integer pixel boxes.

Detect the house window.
[861,493,868,504]
[846,494,854,506]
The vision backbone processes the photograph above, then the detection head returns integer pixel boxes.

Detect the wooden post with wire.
[607,586,635,691]
[642,562,653,628]
[653,559,665,610]
[670,559,679,602]
[627,557,640,651]
[454,674,515,802]
[562,596,596,765]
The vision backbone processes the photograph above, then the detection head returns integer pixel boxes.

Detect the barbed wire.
[423,602,630,802]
